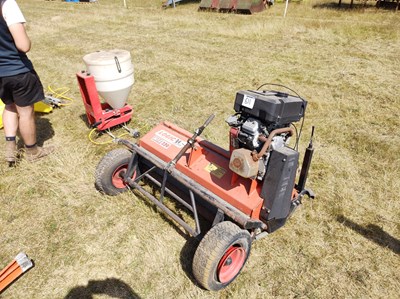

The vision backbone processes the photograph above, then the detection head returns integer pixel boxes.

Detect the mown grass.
[0,0,399,298]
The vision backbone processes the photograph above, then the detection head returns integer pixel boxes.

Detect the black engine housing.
[234,90,306,126]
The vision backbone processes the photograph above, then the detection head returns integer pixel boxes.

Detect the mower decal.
[151,135,171,149]
[205,163,226,179]
[155,130,186,148]
[242,94,255,109]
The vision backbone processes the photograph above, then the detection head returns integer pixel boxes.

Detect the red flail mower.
[95,86,315,291]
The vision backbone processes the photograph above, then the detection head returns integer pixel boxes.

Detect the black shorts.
[0,70,44,107]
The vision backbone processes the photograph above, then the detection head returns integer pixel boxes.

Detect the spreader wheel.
[192,221,251,291]
[95,148,139,195]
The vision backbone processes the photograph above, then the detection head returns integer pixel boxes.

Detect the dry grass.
[0,0,399,298]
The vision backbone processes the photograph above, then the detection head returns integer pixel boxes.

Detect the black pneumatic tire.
[95,148,139,196]
[192,221,252,291]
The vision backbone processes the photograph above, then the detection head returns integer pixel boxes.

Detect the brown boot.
[5,140,17,163]
[25,144,55,162]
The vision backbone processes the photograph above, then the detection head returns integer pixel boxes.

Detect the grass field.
[0,0,399,298]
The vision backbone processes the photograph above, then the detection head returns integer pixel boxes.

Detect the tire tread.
[192,221,251,291]
[95,148,133,195]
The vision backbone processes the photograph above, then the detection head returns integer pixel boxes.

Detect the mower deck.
[138,121,265,219]
[123,140,265,236]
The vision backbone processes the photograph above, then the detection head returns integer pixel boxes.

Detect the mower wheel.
[192,221,251,291]
[95,148,139,195]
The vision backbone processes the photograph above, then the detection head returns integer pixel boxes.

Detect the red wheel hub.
[217,245,246,284]
[111,165,136,189]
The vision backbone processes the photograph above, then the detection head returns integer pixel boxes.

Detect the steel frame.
[119,140,265,237]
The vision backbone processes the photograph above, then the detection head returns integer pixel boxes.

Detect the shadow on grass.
[312,1,378,10]
[337,215,400,255]
[16,114,55,149]
[179,236,201,286]
[125,177,214,286]
[93,156,215,287]
[35,115,55,146]
[79,113,134,132]
[79,113,91,129]
[376,0,400,10]
[64,278,141,299]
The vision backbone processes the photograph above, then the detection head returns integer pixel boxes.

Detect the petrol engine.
[227,89,308,231]
[227,89,306,180]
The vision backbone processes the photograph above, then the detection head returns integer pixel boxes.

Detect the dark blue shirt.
[0,13,33,77]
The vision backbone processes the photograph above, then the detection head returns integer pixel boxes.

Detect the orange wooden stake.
[0,253,33,293]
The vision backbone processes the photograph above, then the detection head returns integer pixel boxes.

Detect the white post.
[123,0,127,8]
[284,0,289,17]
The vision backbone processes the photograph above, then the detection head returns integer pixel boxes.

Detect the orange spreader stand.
[76,71,133,131]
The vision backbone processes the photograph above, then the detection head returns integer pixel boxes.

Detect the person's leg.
[15,103,54,161]
[3,104,19,162]
[3,71,54,162]
[15,104,36,146]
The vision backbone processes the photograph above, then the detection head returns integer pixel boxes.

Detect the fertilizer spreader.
[95,87,315,291]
